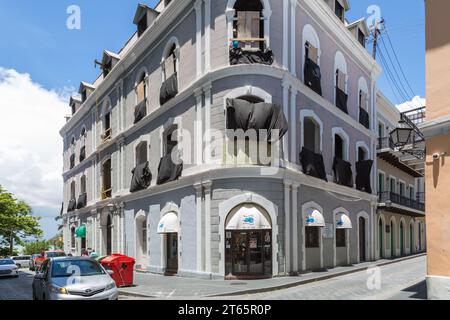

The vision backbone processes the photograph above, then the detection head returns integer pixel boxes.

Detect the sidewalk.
[119,253,426,299]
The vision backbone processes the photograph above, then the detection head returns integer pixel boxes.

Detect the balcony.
[378,191,425,215]
[229,39,273,66]
[377,137,423,178]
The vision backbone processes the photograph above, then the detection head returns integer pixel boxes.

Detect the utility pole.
[372,18,384,60]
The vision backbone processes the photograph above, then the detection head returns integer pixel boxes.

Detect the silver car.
[0,259,19,278]
[12,256,31,269]
[32,257,118,300]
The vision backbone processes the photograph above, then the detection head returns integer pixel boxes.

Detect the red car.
[33,251,66,271]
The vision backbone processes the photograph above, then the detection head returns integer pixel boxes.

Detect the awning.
[226,205,272,230]
[335,213,352,229]
[305,208,325,227]
[157,212,179,234]
[75,225,86,238]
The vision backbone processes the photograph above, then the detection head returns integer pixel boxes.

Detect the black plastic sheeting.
[299,147,328,182]
[229,48,274,66]
[356,160,373,194]
[157,154,183,185]
[160,73,178,105]
[134,100,147,124]
[79,146,86,162]
[68,199,77,212]
[77,193,87,209]
[335,88,348,114]
[130,161,152,193]
[226,99,288,141]
[304,58,322,96]
[332,158,354,188]
[359,108,370,129]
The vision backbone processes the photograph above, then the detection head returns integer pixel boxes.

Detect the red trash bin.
[101,254,135,287]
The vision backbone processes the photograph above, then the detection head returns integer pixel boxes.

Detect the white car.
[11,256,31,269]
[0,259,19,278]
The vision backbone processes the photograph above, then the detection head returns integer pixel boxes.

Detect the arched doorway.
[359,217,367,262]
[400,222,405,256]
[106,214,113,255]
[418,223,422,251]
[157,211,179,275]
[378,218,384,259]
[224,204,272,279]
[135,212,148,269]
[410,224,414,254]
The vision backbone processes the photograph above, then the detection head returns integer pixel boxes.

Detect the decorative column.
[195,0,203,78]
[290,87,298,164]
[290,0,297,75]
[284,180,292,274]
[203,83,212,163]
[204,180,213,274]
[282,78,291,163]
[291,182,300,274]
[204,0,211,72]
[194,88,204,166]
[194,182,204,272]
[282,0,289,70]
[116,137,125,194]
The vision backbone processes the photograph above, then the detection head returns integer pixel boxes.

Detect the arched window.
[70,181,76,200]
[232,0,264,51]
[80,175,87,195]
[136,141,148,165]
[164,125,178,156]
[302,25,322,95]
[136,71,147,104]
[334,51,348,114]
[358,78,370,129]
[358,147,367,161]
[304,117,321,154]
[101,100,112,143]
[163,44,178,82]
[102,159,112,200]
[332,128,349,161]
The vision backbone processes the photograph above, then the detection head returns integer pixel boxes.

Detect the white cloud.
[0,68,71,238]
[396,96,426,113]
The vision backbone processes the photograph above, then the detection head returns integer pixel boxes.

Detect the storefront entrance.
[224,204,273,279]
[226,230,272,278]
[166,233,178,274]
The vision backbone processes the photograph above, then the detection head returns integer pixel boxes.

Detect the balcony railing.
[378,191,425,212]
[101,128,112,143]
[377,137,394,150]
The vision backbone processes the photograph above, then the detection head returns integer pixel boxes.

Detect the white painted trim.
[282,0,289,70]
[284,180,292,274]
[218,193,279,277]
[301,201,324,270]
[290,0,297,75]
[194,0,203,78]
[332,127,350,161]
[299,109,323,153]
[204,0,211,72]
[356,141,370,161]
[332,207,351,267]
[291,183,299,273]
[356,211,370,263]
[289,89,297,163]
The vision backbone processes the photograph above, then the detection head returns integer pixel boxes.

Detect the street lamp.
[390,127,413,148]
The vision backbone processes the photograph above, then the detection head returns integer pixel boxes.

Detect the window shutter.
[164,54,175,79]
[308,44,319,64]
[360,92,367,108]
[337,70,346,91]
[136,80,146,103]
[237,12,249,39]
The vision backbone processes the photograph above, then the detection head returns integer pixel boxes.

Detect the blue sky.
[0,1,425,240]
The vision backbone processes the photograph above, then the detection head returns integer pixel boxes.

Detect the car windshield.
[46,252,66,258]
[51,260,105,278]
[0,259,14,265]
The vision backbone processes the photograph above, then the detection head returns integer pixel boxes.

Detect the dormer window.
[335,0,345,21]
[103,59,112,78]
[137,14,148,37]
[358,29,366,47]
[81,89,87,103]
[71,103,76,115]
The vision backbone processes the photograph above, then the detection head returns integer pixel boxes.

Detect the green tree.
[22,240,49,255]
[0,186,43,255]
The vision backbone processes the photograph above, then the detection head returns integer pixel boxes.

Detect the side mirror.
[107,269,114,276]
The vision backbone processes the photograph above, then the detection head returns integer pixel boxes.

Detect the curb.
[118,253,426,298]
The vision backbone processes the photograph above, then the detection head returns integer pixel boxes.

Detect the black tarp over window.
[68,199,77,212]
[157,154,183,185]
[160,72,178,105]
[76,193,87,209]
[229,48,274,66]
[359,108,370,129]
[134,100,147,124]
[356,160,373,194]
[226,98,288,141]
[332,158,354,188]
[130,161,152,193]
[299,147,328,182]
[304,58,322,96]
[335,87,348,114]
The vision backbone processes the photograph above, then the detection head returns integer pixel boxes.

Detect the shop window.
[102,159,112,200]
[336,229,346,247]
[305,227,320,248]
